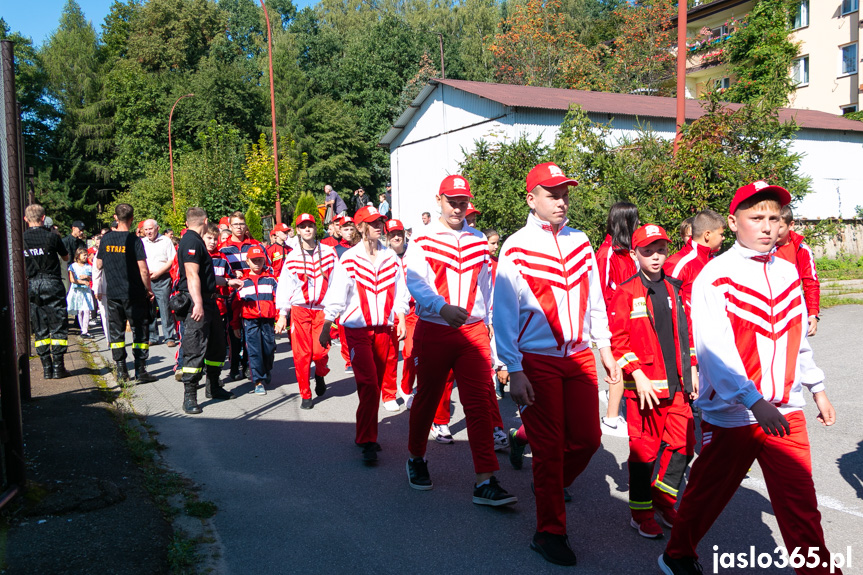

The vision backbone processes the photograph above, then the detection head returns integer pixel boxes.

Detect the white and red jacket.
[691,242,825,428]
[404,218,492,327]
[231,271,279,329]
[595,234,638,309]
[493,213,612,373]
[775,230,820,317]
[275,242,337,312]
[322,241,409,328]
[663,239,714,317]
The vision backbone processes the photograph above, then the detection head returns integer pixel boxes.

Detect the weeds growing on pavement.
[79,341,219,573]
[821,296,863,309]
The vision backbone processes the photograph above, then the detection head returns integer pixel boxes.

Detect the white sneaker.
[598,388,609,404]
[601,415,628,437]
[345,365,353,374]
[383,399,400,412]
[430,423,454,444]
[493,426,509,451]
[405,393,415,410]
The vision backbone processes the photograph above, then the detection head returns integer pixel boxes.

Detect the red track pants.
[290,306,330,400]
[627,392,695,520]
[433,372,504,429]
[666,412,840,574]
[407,320,498,474]
[520,349,601,535]
[338,321,351,368]
[398,310,419,396]
[345,325,398,444]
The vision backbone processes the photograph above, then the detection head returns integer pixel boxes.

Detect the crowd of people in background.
[23,170,840,574]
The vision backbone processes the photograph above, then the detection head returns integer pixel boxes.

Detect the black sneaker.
[300,398,314,410]
[406,458,433,490]
[472,476,517,506]
[509,428,525,470]
[361,442,379,463]
[314,375,326,397]
[531,531,577,566]
[658,553,703,575]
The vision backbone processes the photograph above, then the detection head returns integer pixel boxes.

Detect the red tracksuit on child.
[323,241,409,444]
[231,270,279,384]
[775,230,820,318]
[595,234,637,308]
[663,238,714,319]
[405,218,498,474]
[275,242,336,399]
[494,213,612,535]
[267,241,292,278]
[610,272,696,520]
[665,243,840,574]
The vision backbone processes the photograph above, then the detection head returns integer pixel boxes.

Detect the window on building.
[791,56,810,86]
[714,77,731,90]
[791,1,809,29]
[842,0,859,14]
[841,105,858,115]
[708,24,729,39]
[840,43,858,76]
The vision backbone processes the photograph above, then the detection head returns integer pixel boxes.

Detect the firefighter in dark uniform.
[24,204,70,378]
[95,203,157,383]
[177,207,243,414]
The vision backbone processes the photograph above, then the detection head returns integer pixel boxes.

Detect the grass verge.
[821,296,863,309]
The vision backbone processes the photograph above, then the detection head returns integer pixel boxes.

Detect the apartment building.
[683,0,861,115]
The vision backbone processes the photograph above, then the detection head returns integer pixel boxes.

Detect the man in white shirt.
[142,219,178,346]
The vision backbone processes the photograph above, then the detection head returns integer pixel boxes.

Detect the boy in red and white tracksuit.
[663,209,725,318]
[383,218,416,408]
[660,181,841,575]
[495,163,620,566]
[776,206,820,336]
[404,175,516,507]
[321,207,409,462]
[275,213,336,409]
[610,224,697,540]
[232,245,279,395]
[267,223,293,278]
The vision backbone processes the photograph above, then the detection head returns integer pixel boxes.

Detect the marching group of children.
[162,163,838,574]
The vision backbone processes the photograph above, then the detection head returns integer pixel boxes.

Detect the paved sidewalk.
[94,306,863,574]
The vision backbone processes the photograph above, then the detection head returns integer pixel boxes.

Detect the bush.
[245,205,263,242]
[294,191,324,237]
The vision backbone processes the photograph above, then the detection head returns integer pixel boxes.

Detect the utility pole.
[674,0,688,155]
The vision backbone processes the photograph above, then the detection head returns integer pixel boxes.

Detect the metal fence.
[0,39,28,508]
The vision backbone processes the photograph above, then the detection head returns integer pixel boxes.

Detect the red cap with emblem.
[729,180,791,214]
[354,206,385,224]
[465,202,481,217]
[340,216,355,226]
[218,217,230,229]
[439,175,473,198]
[271,223,290,234]
[386,219,404,232]
[631,224,670,248]
[295,213,316,226]
[526,162,578,193]
[247,245,267,259]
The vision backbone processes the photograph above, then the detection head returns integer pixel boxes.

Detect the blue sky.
[5,0,317,47]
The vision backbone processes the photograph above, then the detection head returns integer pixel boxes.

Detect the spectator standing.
[95,203,157,384]
[142,219,178,347]
[23,204,70,378]
[378,194,390,218]
[421,212,431,226]
[353,188,369,215]
[91,246,110,342]
[62,220,87,262]
[325,184,348,221]
[67,248,95,339]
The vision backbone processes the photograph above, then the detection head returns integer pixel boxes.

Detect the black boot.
[205,372,234,400]
[183,382,202,414]
[134,360,157,383]
[41,356,54,379]
[52,355,70,379]
[116,361,130,383]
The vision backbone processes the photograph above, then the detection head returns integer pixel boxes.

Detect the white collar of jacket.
[730,241,778,261]
[526,211,569,235]
[428,217,473,237]
[344,240,392,265]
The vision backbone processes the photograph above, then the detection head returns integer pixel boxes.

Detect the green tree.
[245,205,264,241]
[294,190,324,236]
[241,133,308,219]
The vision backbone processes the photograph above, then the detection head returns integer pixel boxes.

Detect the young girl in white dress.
[67,248,95,338]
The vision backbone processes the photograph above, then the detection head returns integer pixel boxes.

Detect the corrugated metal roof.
[379,78,863,147]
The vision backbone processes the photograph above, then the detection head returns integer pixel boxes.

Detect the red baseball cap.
[729,180,791,214]
[439,175,472,198]
[271,223,290,234]
[247,245,266,259]
[631,224,670,248]
[340,216,355,226]
[526,162,578,193]
[355,206,385,224]
[218,217,230,228]
[386,219,404,232]
[295,213,316,226]
[466,202,481,217]
[137,221,145,229]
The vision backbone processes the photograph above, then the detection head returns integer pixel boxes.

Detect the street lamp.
[259,0,281,224]
[169,93,194,212]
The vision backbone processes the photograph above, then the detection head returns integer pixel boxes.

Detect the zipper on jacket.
[552,232,576,352]
[763,261,777,402]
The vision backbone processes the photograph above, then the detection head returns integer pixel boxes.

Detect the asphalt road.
[94,306,863,575]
